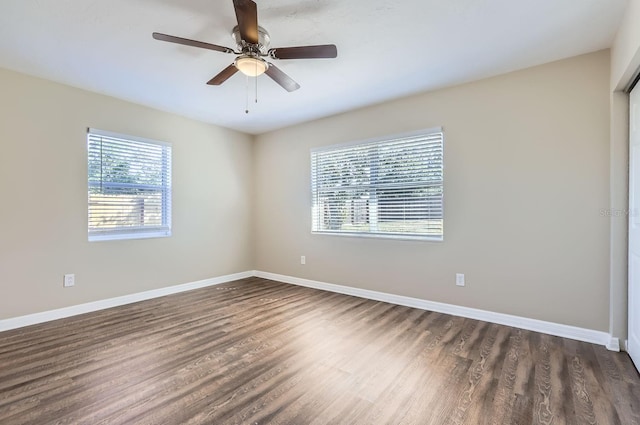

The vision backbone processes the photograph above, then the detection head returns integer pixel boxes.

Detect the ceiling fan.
[152,0,338,92]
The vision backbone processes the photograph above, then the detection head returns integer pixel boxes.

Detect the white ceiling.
[0,0,628,134]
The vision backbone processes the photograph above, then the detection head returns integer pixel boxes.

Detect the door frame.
[628,81,640,370]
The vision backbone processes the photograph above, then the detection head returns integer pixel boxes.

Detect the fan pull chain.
[255,75,258,104]
[244,64,259,114]
[245,74,249,114]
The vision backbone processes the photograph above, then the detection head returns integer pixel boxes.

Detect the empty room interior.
[2,0,640,424]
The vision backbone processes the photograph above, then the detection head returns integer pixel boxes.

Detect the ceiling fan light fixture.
[235,56,268,77]
[153,0,336,91]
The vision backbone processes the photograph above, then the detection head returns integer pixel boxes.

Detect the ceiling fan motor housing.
[232,25,270,54]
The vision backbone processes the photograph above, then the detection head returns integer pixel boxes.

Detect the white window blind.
[311,129,443,240]
[87,128,172,241]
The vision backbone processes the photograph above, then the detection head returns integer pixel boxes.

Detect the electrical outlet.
[300,256,306,265]
[63,274,75,287]
[456,273,465,287]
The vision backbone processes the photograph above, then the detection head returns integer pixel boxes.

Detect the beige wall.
[0,68,254,319]
[254,50,611,331]
[0,49,616,333]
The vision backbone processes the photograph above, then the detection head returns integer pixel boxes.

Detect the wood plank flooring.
[1,277,639,424]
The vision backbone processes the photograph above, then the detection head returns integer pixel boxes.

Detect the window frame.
[87,128,172,242]
[310,128,444,242]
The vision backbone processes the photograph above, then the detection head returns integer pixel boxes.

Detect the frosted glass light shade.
[235,57,268,77]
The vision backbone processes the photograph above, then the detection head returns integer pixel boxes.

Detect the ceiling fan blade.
[269,45,337,60]
[207,64,239,85]
[265,64,300,92]
[152,32,234,54]
[233,0,259,45]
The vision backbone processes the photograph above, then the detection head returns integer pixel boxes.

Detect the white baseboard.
[254,271,614,349]
[0,271,253,332]
[1,269,617,351]
[607,338,621,352]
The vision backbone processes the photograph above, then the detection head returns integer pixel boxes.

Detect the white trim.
[254,271,613,348]
[1,270,615,350]
[0,271,253,332]
[310,231,443,242]
[607,337,621,352]
[625,339,630,352]
[89,229,171,242]
[632,354,640,375]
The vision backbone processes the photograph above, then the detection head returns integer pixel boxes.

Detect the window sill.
[88,231,171,242]
[311,231,443,242]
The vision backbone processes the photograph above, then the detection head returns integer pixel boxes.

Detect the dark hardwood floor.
[0,277,639,424]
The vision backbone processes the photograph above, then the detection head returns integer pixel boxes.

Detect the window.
[311,129,443,240]
[87,128,172,241]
